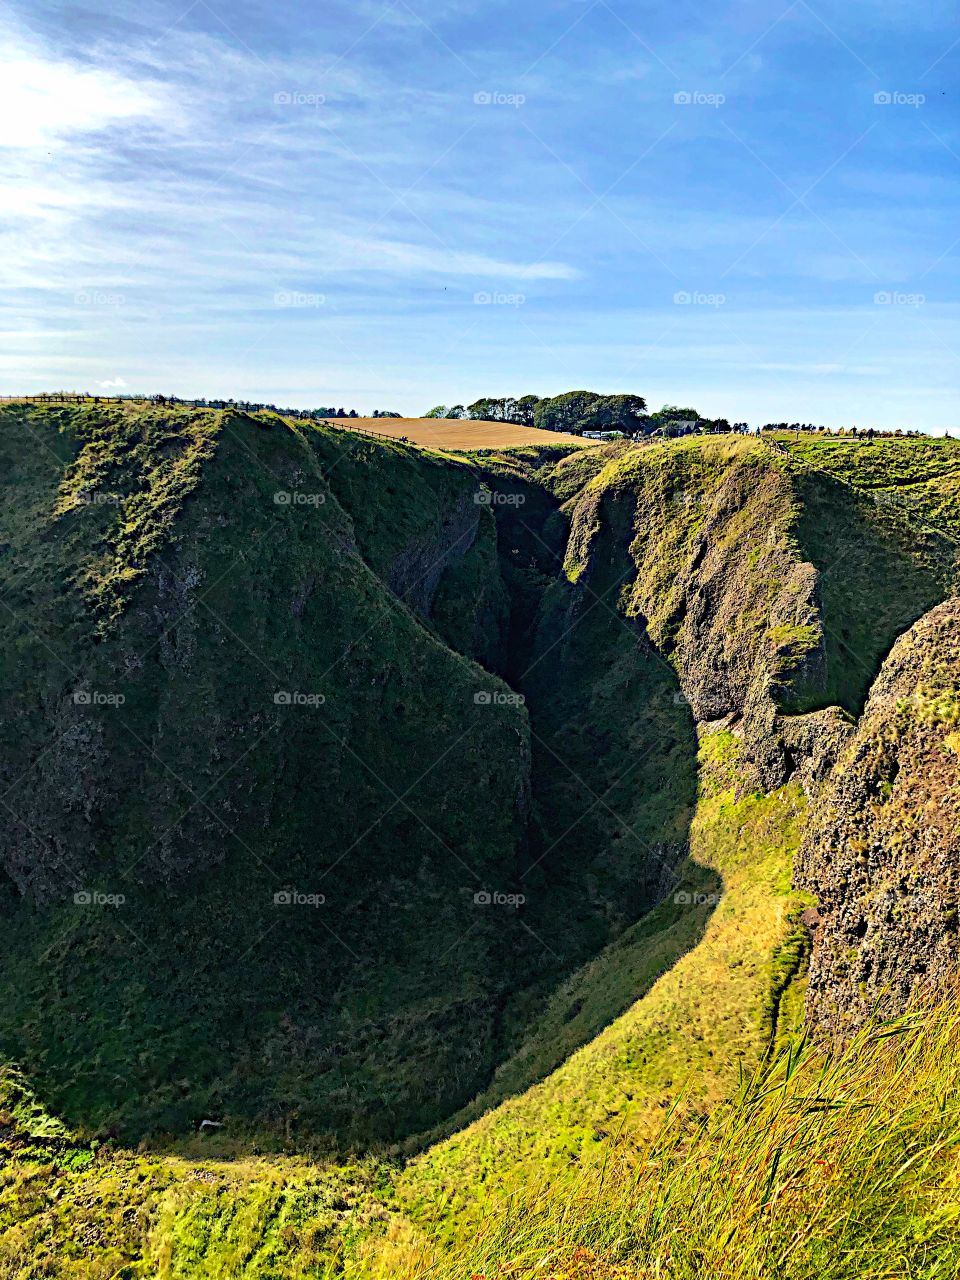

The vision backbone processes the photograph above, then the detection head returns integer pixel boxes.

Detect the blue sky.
[2,0,958,428]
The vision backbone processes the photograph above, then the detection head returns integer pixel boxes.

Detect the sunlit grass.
[378,982,960,1279]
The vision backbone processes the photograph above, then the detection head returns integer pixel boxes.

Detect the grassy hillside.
[0,404,573,1145]
[357,432,960,1275]
[6,953,959,1279]
[780,435,960,712]
[374,984,960,1280]
[2,418,960,1278]
[381,731,809,1251]
[5,968,960,1278]
[0,1063,389,1278]
[0,405,709,1147]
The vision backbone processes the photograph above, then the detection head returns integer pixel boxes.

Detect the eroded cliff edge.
[798,597,960,1034]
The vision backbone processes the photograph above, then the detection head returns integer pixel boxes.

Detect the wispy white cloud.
[0,57,170,149]
[0,13,578,300]
[0,11,180,150]
[328,234,578,280]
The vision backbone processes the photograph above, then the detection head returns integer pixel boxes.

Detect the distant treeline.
[2,393,403,420]
[424,391,749,437]
[760,423,944,438]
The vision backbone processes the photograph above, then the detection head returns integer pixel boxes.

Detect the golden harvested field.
[329,417,588,450]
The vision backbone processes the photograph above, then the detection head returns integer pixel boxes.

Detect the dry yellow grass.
[328,417,588,450]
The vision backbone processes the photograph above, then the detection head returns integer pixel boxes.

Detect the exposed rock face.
[563,441,855,792]
[779,706,853,790]
[387,490,482,617]
[0,715,106,900]
[3,409,958,1143]
[797,598,960,1036]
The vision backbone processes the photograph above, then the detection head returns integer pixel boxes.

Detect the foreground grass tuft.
[383,983,960,1279]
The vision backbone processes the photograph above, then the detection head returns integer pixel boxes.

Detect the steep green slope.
[357,433,960,1272]
[0,1064,389,1278]
[3,420,960,1279]
[0,405,539,1143]
[378,986,960,1280]
[386,732,809,1248]
[6,952,960,1280]
[779,436,960,713]
[0,405,706,1148]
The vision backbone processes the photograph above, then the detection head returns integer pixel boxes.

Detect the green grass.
[761,434,960,713]
[0,405,544,1144]
[8,975,960,1279]
[572,433,960,721]
[52,403,224,624]
[781,433,960,489]
[382,733,809,1248]
[385,984,960,1280]
[2,416,960,1277]
[0,1064,390,1279]
[0,409,705,1148]
[4,842,958,1280]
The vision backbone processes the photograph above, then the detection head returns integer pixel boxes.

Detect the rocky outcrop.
[2,409,958,1144]
[0,715,106,901]
[563,440,854,792]
[797,598,960,1036]
[387,490,482,618]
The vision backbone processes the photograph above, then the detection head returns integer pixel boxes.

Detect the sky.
[1,0,958,429]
